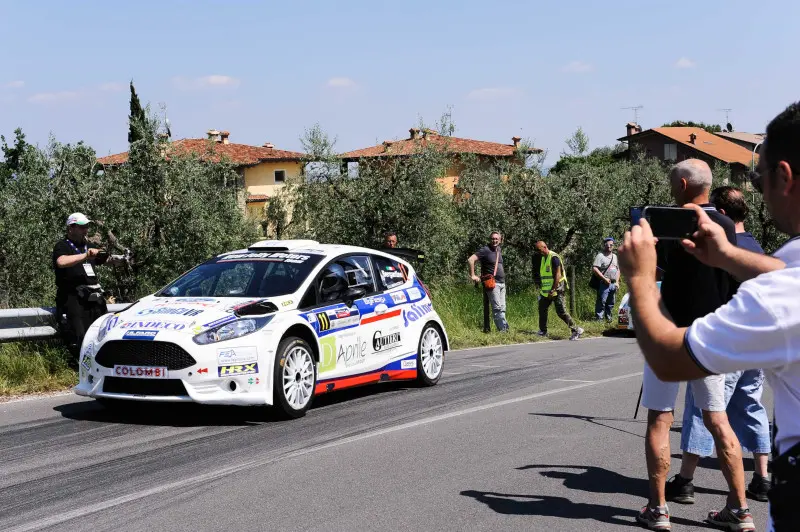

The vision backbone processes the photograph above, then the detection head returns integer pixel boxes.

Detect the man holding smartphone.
[53,213,122,365]
[637,160,753,531]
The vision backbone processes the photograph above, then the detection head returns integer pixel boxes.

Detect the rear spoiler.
[380,247,425,263]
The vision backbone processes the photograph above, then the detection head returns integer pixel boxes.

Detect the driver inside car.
[320,263,349,302]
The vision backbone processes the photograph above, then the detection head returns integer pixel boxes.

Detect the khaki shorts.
[642,362,726,412]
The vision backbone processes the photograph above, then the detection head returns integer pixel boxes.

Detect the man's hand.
[679,203,736,268]
[86,248,101,258]
[618,218,658,281]
[548,289,557,298]
[471,275,481,283]
[603,277,611,285]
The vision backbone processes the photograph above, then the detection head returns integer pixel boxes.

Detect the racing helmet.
[320,263,348,301]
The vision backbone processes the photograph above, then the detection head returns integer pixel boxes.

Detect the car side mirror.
[343,286,366,307]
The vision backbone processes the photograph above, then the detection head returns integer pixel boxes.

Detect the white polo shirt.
[685,236,800,456]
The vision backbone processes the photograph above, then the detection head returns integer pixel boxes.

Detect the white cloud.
[27,91,80,104]
[561,61,594,74]
[326,77,357,88]
[674,57,696,69]
[172,75,241,90]
[3,80,24,89]
[99,82,126,92]
[465,87,522,101]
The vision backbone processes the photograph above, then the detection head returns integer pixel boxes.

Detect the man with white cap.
[52,213,122,364]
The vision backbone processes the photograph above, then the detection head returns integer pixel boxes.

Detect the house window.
[664,143,677,161]
[274,170,286,184]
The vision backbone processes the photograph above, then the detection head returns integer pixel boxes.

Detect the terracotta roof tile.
[341,132,541,160]
[620,127,756,167]
[246,194,269,203]
[97,139,306,166]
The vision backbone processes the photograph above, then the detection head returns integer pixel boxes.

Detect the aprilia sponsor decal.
[337,337,368,368]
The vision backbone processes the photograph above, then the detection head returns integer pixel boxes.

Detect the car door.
[368,254,412,367]
[305,255,377,382]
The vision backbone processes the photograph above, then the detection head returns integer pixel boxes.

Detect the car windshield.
[157,251,324,298]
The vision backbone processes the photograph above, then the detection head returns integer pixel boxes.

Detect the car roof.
[216,240,413,266]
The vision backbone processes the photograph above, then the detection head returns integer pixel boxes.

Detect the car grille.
[102,376,188,396]
[95,341,197,370]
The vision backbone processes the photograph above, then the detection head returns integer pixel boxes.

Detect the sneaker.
[569,327,584,341]
[705,506,755,531]
[665,474,695,504]
[746,474,770,502]
[536,330,547,337]
[637,505,671,530]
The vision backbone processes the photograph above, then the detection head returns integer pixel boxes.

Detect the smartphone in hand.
[642,206,698,240]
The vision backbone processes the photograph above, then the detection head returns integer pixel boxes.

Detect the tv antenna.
[718,108,732,124]
[622,105,644,124]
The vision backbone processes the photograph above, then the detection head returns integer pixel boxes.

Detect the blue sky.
[1,1,796,164]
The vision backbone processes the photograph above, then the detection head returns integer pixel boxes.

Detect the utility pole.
[621,105,644,124]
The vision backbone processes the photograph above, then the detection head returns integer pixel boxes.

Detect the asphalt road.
[0,336,772,531]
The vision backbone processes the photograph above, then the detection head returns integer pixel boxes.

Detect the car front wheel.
[416,324,444,386]
[273,337,317,418]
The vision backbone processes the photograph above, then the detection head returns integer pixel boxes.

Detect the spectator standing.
[591,237,620,322]
[382,231,398,249]
[618,100,800,531]
[53,213,122,366]
[468,231,509,332]
[534,241,583,340]
[668,186,773,508]
[636,160,753,531]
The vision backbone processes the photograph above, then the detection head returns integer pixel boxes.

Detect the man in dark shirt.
[637,160,753,531]
[53,213,119,363]
[468,231,509,332]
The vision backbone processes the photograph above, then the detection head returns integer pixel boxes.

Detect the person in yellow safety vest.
[535,240,584,341]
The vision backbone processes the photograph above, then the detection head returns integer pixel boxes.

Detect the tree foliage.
[0,110,257,307]
[128,81,146,144]
[662,120,722,133]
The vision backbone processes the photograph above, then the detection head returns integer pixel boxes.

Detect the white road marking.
[7,370,642,532]
[553,379,595,383]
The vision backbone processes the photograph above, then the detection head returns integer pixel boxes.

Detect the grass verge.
[0,282,625,397]
[0,341,77,397]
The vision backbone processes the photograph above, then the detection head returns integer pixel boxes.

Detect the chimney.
[626,122,640,137]
[207,129,221,141]
[382,140,394,153]
[262,142,274,149]
[220,131,230,145]
[409,128,421,140]
[512,136,522,148]
[689,133,697,144]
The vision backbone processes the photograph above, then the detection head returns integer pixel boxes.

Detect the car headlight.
[192,316,273,345]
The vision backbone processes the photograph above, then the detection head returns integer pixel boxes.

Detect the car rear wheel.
[416,324,444,386]
[273,336,316,418]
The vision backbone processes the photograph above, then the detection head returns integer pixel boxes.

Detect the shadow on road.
[529,412,646,439]
[460,489,705,528]
[54,381,414,427]
[515,464,727,499]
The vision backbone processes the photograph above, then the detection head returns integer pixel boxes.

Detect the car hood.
[102,295,283,341]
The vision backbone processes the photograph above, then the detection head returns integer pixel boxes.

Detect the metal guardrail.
[0,304,129,343]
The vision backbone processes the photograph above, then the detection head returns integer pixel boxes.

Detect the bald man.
[637,160,754,531]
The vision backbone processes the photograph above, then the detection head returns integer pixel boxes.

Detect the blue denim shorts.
[681,369,771,456]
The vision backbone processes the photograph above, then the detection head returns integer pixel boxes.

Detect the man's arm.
[55,248,102,268]
[681,204,785,281]
[467,254,480,282]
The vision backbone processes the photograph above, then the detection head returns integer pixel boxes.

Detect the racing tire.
[273,336,317,419]
[416,323,444,386]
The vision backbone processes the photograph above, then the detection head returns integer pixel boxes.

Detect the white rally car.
[617,281,662,331]
[75,240,448,418]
